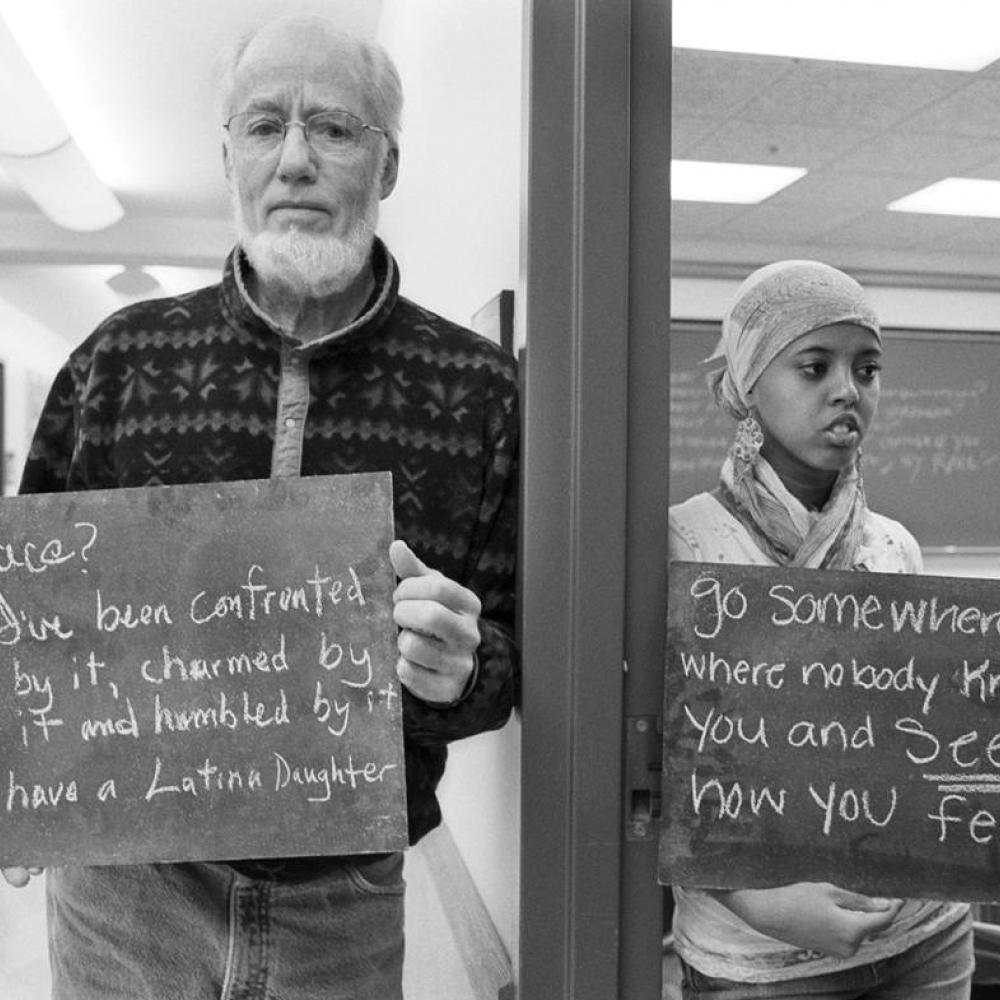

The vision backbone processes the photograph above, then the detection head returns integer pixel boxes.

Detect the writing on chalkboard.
[661,561,1000,902]
[669,322,1000,547]
[0,473,407,867]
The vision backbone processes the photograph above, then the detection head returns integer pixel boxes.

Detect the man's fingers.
[2,866,34,888]
[396,624,474,673]
[390,541,481,615]
[389,540,429,581]
[394,599,479,648]
[389,540,481,702]
[396,657,462,704]
[393,573,481,615]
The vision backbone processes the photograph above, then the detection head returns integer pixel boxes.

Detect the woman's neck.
[761,443,838,511]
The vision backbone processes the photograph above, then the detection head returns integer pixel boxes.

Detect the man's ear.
[222,141,233,185]
[379,144,399,199]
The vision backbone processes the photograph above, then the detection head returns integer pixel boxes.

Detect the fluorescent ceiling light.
[672,160,806,204]
[0,140,124,232]
[0,14,64,154]
[674,0,1000,71]
[0,14,122,231]
[887,178,1000,218]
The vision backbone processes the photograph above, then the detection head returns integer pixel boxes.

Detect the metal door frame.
[518,2,669,996]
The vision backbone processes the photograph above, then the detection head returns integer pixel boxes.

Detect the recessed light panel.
[674,0,1000,71]
[888,178,1000,218]
[672,160,806,204]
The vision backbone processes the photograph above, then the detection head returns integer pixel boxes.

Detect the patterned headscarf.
[707,260,881,569]
[708,259,880,420]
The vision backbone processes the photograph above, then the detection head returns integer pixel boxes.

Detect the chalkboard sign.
[661,560,1000,901]
[0,473,407,867]
[670,322,1000,549]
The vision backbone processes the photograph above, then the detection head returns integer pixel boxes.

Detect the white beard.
[233,170,382,299]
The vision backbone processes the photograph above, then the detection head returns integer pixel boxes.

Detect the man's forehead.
[231,25,369,107]
[230,58,368,116]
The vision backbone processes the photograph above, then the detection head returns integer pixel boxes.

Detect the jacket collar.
[219,237,399,351]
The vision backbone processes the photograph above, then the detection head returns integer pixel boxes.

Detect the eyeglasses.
[223,110,387,156]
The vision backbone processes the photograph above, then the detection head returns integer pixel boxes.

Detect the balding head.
[217,16,403,143]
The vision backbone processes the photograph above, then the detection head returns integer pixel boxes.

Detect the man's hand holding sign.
[390,540,481,706]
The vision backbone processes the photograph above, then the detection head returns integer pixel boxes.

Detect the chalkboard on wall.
[0,472,407,867]
[670,322,1000,549]
[661,560,1000,901]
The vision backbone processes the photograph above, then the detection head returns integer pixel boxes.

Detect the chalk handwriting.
[0,593,73,647]
[808,781,897,836]
[663,560,1000,900]
[188,563,366,624]
[273,751,398,799]
[152,688,290,735]
[689,769,787,821]
[0,473,404,870]
[0,521,97,575]
[6,770,78,811]
[139,635,289,685]
[144,755,264,801]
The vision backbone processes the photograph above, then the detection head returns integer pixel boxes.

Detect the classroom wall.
[0,298,67,494]
[672,275,1000,581]
[376,0,524,974]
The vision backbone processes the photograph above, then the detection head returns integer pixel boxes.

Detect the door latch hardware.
[625,715,662,841]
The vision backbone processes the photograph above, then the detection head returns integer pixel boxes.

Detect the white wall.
[672,275,1000,581]
[0,298,67,492]
[377,0,524,977]
[377,0,521,332]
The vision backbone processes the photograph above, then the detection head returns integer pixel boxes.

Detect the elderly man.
[11,15,518,1000]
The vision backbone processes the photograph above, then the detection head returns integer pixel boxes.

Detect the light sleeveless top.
[668,492,969,983]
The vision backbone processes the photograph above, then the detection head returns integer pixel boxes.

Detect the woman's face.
[749,323,882,483]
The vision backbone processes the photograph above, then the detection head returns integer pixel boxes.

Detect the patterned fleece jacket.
[19,239,520,852]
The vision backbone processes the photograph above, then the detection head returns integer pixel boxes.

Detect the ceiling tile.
[735,63,962,129]
[897,77,1000,136]
[975,56,1000,77]
[706,199,866,243]
[818,209,971,250]
[672,49,796,120]
[963,157,1000,181]
[683,120,878,171]
[768,169,935,210]
[934,218,1000,254]
[671,201,743,239]
[829,130,1000,176]
[672,115,727,157]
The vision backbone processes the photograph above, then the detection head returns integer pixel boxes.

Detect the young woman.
[669,260,973,999]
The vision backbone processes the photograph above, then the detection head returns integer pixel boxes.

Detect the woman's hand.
[714,882,903,958]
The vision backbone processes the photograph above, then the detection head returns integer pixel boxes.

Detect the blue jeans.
[46,854,405,1000]
[681,911,973,1000]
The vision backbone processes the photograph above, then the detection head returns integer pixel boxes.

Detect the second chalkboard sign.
[662,560,1000,902]
[0,472,407,868]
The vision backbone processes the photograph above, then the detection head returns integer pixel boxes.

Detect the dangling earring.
[733,412,764,465]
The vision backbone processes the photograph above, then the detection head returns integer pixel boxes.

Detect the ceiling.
[0,0,384,261]
[672,46,1000,289]
[0,0,522,353]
